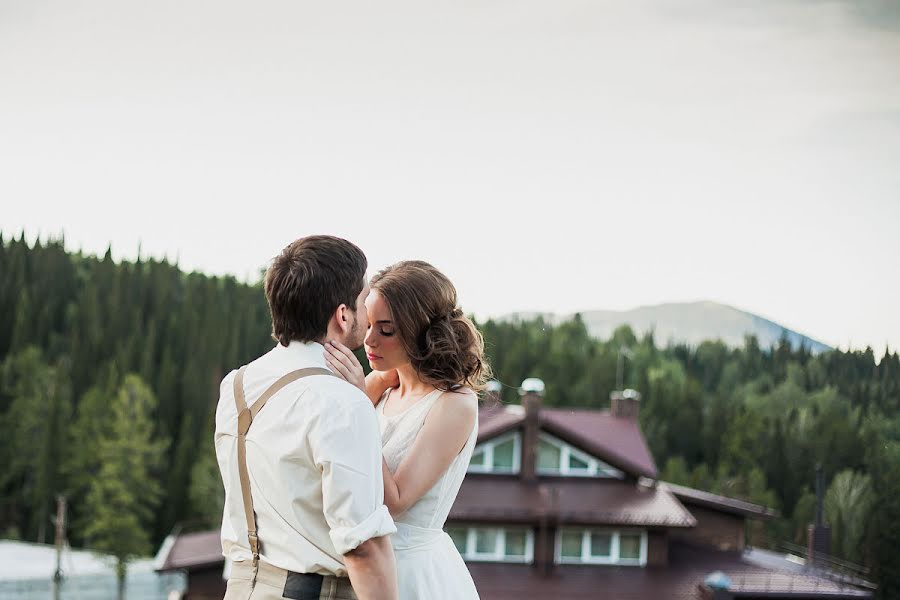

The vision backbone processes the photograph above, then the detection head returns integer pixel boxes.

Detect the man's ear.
[333,303,351,335]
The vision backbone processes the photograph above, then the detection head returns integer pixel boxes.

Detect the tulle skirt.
[392,522,480,600]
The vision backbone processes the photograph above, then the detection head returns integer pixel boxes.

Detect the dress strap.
[376,387,392,412]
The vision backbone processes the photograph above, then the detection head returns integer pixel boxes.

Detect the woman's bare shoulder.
[435,386,478,418]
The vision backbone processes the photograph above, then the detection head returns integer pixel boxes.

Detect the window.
[447,527,467,555]
[469,431,625,478]
[444,525,534,563]
[559,530,582,560]
[569,453,590,471]
[619,533,642,561]
[590,532,612,559]
[504,530,528,559]
[538,438,561,471]
[492,437,516,470]
[474,529,498,556]
[535,433,625,479]
[468,432,521,474]
[555,529,647,566]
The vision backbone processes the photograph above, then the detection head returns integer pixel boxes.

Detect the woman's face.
[364,290,409,371]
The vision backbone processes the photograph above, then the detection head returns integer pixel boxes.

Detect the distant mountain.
[499,301,832,353]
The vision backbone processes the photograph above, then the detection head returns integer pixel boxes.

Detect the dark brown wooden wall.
[185,567,227,600]
[670,506,745,552]
[647,530,669,567]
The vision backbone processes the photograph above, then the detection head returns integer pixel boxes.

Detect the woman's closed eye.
[367,323,395,336]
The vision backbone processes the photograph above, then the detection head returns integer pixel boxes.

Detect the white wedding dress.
[376,388,480,600]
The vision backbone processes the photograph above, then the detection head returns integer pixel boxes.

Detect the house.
[445,379,873,599]
[156,379,875,599]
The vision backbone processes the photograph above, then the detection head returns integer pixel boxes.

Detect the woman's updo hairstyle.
[370,260,491,392]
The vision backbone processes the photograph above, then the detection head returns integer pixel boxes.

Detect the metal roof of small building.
[155,530,223,572]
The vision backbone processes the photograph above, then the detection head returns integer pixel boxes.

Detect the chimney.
[519,378,544,483]
[611,388,641,420]
[807,464,831,568]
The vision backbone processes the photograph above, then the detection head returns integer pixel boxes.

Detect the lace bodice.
[376,388,477,529]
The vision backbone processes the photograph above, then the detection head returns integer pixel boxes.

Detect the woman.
[323,260,488,600]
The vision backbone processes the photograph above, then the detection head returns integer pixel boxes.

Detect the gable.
[536,431,624,479]
[469,430,521,474]
[469,429,624,479]
[476,405,658,480]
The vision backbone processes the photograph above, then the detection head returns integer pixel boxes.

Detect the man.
[215,235,398,600]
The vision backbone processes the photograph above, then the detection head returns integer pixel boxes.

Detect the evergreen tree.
[0,347,71,543]
[82,375,169,600]
[62,362,119,545]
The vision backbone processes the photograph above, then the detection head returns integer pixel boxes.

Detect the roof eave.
[446,510,697,528]
[476,419,524,443]
[665,483,780,521]
[157,556,225,572]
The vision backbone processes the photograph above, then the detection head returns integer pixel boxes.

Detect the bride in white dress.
[324,260,488,600]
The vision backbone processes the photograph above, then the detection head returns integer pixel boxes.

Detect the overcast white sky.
[2,0,899,352]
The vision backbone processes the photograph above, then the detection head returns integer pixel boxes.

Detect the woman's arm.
[380,390,477,516]
[364,370,398,406]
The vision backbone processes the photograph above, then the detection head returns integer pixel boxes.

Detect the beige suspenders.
[232,364,335,577]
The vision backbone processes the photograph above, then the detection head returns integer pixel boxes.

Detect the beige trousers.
[223,560,357,600]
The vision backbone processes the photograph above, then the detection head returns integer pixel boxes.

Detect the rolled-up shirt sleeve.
[313,399,396,555]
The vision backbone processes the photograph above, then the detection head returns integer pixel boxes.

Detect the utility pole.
[52,495,66,600]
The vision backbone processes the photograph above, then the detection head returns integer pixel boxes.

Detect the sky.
[1,0,899,352]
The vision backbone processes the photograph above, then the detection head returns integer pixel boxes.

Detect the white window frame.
[446,525,534,563]
[536,432,625,479]
[468,431,521,474]
[555,528,648,566]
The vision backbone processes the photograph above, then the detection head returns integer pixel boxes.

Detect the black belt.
[283,571,324,600]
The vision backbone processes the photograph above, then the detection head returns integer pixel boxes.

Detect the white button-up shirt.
[215,341,395,576]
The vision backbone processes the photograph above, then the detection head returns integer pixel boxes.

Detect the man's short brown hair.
[264,236,367,346]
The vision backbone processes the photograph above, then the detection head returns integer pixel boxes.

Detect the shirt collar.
[272,340,331,371]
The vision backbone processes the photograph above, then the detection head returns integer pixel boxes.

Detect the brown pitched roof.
[156,530,223,571]
[665,482,780,520]
[541,409,658,479]
[466,542,873,599]
[477,404,658,479]
[450,477,696,528]
[477,403,524,441]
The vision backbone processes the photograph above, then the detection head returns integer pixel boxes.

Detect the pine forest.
[1,235,898,598]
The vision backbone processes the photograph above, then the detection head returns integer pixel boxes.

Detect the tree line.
[1,234,898,598]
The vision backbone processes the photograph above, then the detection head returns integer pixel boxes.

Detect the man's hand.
[325,341,400,406]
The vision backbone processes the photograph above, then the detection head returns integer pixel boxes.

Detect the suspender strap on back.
[233,364,335,576]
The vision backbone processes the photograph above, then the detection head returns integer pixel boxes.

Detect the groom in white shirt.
[215,235,398,600]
